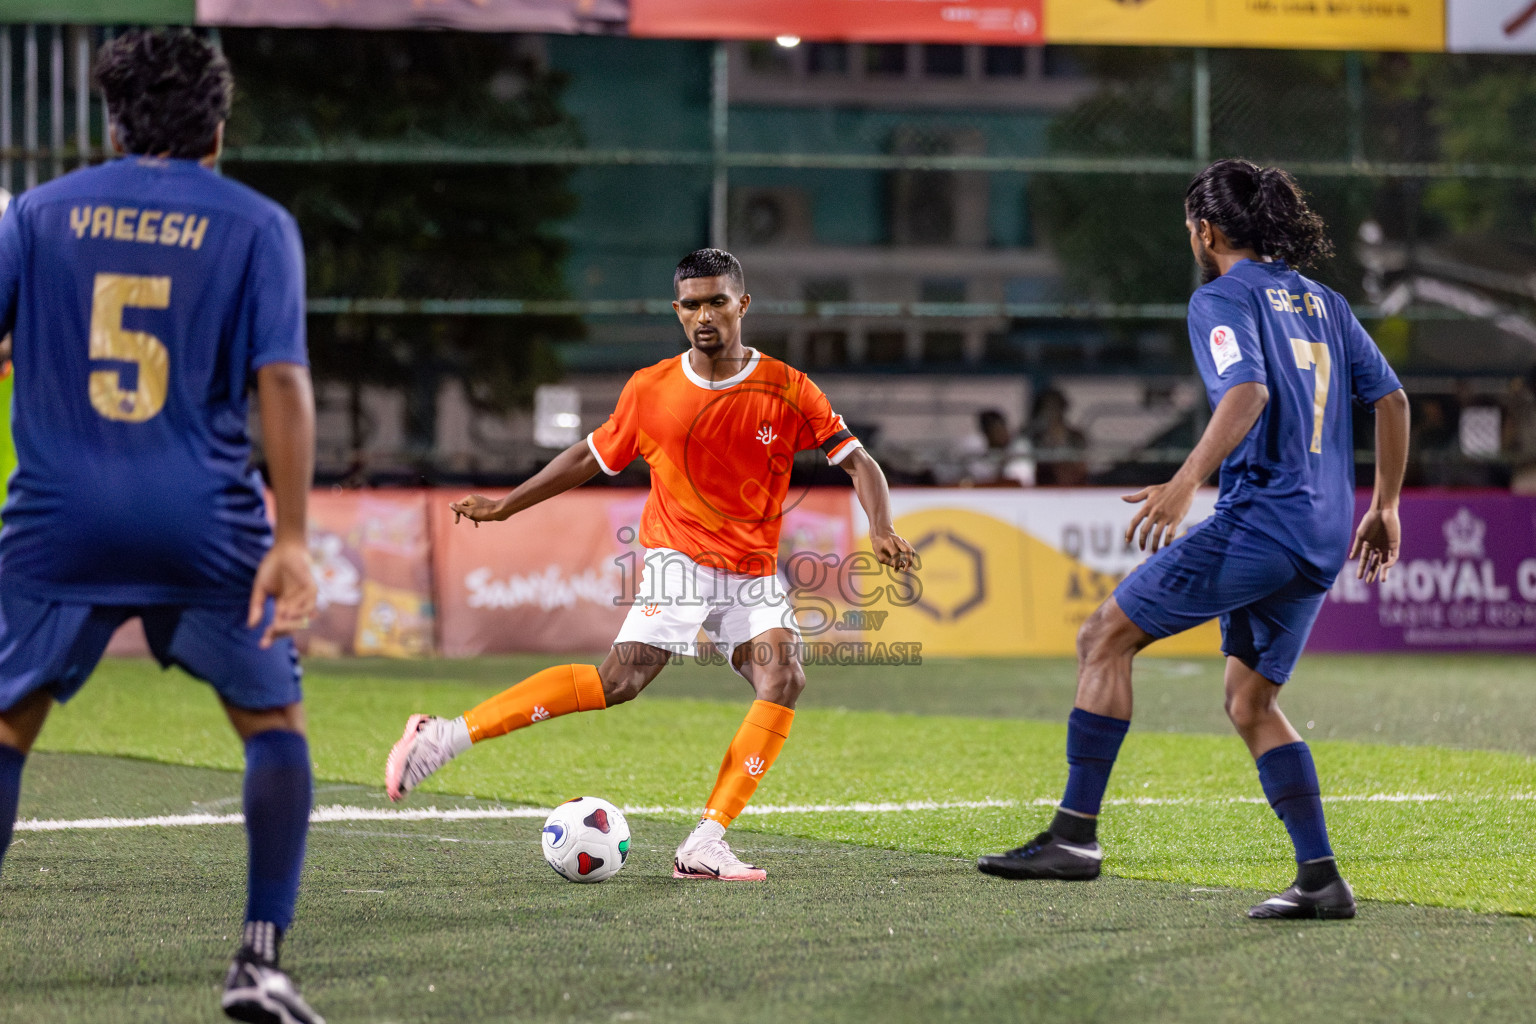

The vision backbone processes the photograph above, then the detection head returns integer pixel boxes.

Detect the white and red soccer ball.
[541,796,631,883]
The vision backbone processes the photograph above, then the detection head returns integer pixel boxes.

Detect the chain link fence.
[3,27,1534,484]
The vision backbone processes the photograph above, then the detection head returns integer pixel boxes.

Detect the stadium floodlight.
[775,35,801,48]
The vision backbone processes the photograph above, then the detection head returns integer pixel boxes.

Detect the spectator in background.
[961,409,1034,487]
[1029,389,1089,487]
[1504,370,1536,494]
[1407,396,1458,487]
[979,409,1011,453]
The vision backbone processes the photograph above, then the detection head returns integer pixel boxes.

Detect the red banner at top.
[630,0,1043,43]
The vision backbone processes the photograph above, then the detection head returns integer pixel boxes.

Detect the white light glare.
[775,35,801,48]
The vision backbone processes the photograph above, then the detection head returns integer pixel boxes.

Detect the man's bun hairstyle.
[94,29,232,160]
[1184,158,1333,268]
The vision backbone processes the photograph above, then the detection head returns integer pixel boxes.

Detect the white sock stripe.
[242,920,277,962]
[13,791,1535,833]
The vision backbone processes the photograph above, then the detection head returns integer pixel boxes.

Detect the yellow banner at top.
[1045,0,1446,52]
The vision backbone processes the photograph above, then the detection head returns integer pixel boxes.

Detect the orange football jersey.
[587,349,859,575]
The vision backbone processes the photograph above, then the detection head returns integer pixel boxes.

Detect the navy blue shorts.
[1113,515,1331,685]
[0,591,302,713]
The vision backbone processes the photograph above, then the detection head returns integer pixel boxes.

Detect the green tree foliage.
[1034,48,1195,306]
[1034,48,1368,305]
[1384,54,1536,239]
[220,30,582,459]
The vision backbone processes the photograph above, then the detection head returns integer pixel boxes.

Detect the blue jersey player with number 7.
[978,159,1411,920]
[0,31,325,1023]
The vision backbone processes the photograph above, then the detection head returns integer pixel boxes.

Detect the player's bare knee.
[1224,688,1278,733]
[599,645,668,705]
[1224,664,1283,728]
[1077,603,1137,665]
[225,701,305,740]
[755,660,805,707]
[1075,618,1100,664]
[599,666,647,706]
[1075,607,1105,660]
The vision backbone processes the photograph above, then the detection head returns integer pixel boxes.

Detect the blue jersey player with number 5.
[978,160,1411,920]
[0,31,324,1023]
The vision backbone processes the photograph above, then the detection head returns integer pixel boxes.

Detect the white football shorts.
[613,548,800,673]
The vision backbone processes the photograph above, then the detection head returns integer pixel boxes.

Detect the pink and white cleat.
[672,833,768,881]
[384,714,463,802]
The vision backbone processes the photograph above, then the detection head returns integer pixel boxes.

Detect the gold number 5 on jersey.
[89,272,170,423]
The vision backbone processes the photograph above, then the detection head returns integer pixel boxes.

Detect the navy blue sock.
[1060,708,1131,819]
[243,730,312,935]
[0,743,24,875]
[1255,741,1334,864]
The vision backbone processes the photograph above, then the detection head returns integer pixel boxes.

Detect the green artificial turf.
[309,651,1536,756]
[24,656,1536,915]
[5,752,1536,1024]
[9,654,1536,1023]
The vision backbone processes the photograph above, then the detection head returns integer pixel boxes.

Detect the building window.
[865,331,908,365]
[888,126,986,247]
[984,46,1026,77]
[893,171,956,245]
[865,44,907,76]
[807,330,849,367]
[924,45,965,77]
[920,279,968,303]
[751,334,790,361]
[984,332,1025,365]
[807,43,849,75]
[803,279,851,304]
[1042,46,1085,79]
[922,332,966,363]
[744,41,793,76]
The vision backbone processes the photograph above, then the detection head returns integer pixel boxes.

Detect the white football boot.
[673,832,768,881]
[384,714,464,802]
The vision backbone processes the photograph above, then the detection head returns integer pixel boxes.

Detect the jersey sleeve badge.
[1209,325,1243,375]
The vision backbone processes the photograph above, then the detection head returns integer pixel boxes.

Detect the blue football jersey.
[1187,259,1401,581]
[0,157,307,603]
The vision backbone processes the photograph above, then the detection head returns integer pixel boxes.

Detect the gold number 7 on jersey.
[90,272,170,423]
[1289,337,1331,454]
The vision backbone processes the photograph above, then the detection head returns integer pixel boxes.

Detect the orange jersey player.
[385,249,915,880]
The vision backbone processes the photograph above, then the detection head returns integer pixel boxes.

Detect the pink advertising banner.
[1312,492,1536,652]
[429,486,857,656]
[195,0,627,32]
[108,488,434,658]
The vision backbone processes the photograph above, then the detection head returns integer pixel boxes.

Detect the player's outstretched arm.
[1350,388,1409,583]
[250,362,318,649]
[1124,381,1269,553]
[451,440,602,527]
[841,447,916,572]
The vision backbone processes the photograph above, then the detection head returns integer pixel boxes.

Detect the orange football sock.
[462,664,607,743]
[703,700,795,827]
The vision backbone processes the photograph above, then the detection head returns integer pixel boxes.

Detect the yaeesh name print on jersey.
[68,202,210,249]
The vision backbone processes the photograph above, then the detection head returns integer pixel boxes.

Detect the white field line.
[14,792,1536,833]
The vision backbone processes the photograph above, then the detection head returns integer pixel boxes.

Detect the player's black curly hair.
[1184,159,1334,268]
[93,29,232,160]
[674,248,745,295]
